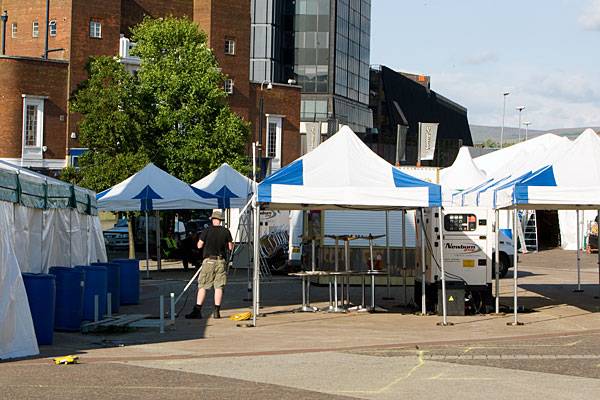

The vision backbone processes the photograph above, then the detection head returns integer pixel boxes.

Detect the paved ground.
[4,248,600,399]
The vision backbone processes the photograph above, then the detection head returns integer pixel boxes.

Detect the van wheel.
[492,254,510,279]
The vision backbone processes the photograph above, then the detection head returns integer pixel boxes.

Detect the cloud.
[432,67,600,130]
[463,51,499,65]
[579,0,600,31]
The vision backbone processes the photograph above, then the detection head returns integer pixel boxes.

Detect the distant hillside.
[470,125,600,145]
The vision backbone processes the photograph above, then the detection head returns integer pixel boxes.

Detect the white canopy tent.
[192,163,254,209]
[252,126,445,325]
[0,161,105,360]
[440,147,486,205]
[97,163,215,277]
[454,128,600,324]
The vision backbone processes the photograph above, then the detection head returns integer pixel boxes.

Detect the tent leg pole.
[384,210,393,300]
[495,209,500,314]
[145,211,150,279]
[437,207,449,326]
[420,208,426,315]
[509,209,523,326]
[575,210,583,292]
[597,209,600,299]
[402,209,407,305]
[252,201,260,326]
[156,210,161,272]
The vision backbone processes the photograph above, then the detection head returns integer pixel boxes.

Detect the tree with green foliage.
[67,16,250,192]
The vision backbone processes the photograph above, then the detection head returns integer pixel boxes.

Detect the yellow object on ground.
[229,311,252,321]
[53,355,79,365]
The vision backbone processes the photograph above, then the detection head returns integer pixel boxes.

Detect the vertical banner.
[395,124,408,165]
[305,122,321,153]
[418,122,439,161]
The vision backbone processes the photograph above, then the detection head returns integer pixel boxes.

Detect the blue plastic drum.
[111,259,140,305]
[91,262,120,313]
[48,266,84,331]
[21,273,56,345]
[75,265,107,321]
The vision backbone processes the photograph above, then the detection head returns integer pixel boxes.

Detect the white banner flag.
[418,122,439,161]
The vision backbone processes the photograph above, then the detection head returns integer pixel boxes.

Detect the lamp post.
[257,80,272,179]
[516,106,526,142]
[1,10,8,55]
[500,92,510,148]
[523,121,531,141]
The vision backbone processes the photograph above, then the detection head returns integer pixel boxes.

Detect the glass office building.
[251,0,372,134]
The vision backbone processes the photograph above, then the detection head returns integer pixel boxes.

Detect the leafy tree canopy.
[67,17,250,192]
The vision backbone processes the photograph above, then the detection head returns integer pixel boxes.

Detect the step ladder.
[522,210,539,252]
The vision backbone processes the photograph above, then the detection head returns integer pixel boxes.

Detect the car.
[103,218,129,248]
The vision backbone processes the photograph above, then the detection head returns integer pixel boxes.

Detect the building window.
[224,79,234,94]
[22,96,45,160]
[265,116,283,171]
[11,23,17,38]
[32,21,39,38]
[89,20,102,38]
[49,20,57,36]
[224,39,236,55]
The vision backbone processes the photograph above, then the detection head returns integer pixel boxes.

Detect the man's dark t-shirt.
[199,226,233,258]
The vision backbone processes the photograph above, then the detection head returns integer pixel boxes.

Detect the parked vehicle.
[103,218,129,248]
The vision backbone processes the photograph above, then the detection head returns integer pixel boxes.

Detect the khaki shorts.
[198,258,227,289]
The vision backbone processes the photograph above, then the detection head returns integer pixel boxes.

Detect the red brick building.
[0,0,300,175]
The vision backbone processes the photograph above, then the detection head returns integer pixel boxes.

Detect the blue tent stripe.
[258,160,303,203]
[133,185,163,211]
[513,165,556,205]
[391,168,441,206]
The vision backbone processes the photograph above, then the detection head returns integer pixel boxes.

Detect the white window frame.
[224,39,236,55]
[21,95,46,161]
[49,20,57,37]
[90,20,102,38]
[32,21,39,38]
[224,79,234,94]
[11,23,17,38]
[265,115,283,172]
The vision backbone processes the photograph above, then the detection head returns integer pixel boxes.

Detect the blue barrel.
[22,273,56,345]
[91,262,120,313]
[75,265,107,321]
[48,267,84,331]
[112,259,140,305]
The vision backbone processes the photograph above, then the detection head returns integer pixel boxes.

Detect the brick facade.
[0,0,301,171]
[0,56,68,161]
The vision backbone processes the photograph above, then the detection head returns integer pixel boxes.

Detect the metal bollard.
[159,295,165,334]
[170,292,175,322]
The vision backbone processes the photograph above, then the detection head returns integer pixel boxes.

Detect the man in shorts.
[185,210,233,319]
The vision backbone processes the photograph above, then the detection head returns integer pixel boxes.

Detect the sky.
[370,0,600,130]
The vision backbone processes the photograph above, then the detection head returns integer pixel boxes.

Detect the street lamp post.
[257,80,272,179]
[1,10,8,56]
[523,121,531,141]
[516,106,526,142]
[500,92,510,149]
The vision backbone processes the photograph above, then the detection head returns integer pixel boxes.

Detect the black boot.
[185,305,202,319]
[213,305,221,319]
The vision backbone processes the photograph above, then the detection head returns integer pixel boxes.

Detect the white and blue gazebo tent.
[251,126,445,325]
[97,163,215,277]
[192,163,254,209]
[455,129,600,325]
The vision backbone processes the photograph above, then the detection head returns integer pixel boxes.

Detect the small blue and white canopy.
[97,163,214,211]
[257,126,441,210]
[192,163,254,209]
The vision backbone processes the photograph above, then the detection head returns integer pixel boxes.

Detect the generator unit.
[415,207,514,315]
